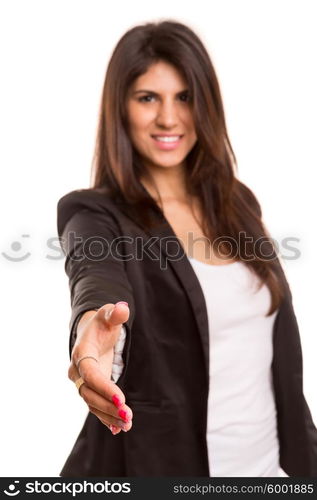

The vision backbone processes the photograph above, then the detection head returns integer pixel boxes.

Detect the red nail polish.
[116,301,128,306]
[112,394,122,408]
[119,409,130,422]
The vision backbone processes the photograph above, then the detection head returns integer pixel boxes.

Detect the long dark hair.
[91,20,287,315]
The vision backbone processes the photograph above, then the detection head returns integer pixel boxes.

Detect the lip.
[151,134,183,151]
[151,134,184,137]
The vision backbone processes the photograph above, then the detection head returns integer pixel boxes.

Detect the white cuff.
[111,325,126,383]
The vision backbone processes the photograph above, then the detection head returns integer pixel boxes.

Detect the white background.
[0,0,316,476]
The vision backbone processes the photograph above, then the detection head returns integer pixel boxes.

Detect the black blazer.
[57,188,317,477]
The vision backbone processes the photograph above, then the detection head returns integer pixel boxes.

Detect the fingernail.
[110,424,119,435]
[119,409,130,422]
[112,394,122,408]
[116,301,128,307]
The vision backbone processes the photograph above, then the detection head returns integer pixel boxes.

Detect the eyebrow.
[131,89,189,95]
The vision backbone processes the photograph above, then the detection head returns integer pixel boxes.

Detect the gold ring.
[75,377,85,393]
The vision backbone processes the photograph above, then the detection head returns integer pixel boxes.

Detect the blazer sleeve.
[57,190,135,385]
[272,269,317,475]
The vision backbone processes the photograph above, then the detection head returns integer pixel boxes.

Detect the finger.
[71,344,100,370]
[100,421,121,435]
[109,425,122,435]
[88,405,133,432]
[98,302,130,328]
[72,357,128,409]
[68,364,125,436]
[68,355,132,421]
[68,361,81,383]
[80,384,133,422]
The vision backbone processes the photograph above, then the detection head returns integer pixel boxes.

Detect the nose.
[155,99,178,129]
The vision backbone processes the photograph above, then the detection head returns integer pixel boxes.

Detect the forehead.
[130,61,187,91]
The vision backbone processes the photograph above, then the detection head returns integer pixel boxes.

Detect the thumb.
[100,301,130,327]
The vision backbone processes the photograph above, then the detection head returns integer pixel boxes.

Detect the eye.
[138,95,156,103]
[178,92,191,102]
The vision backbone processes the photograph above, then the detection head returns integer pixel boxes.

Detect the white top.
[111,257,286,477]
[188,257,281,477]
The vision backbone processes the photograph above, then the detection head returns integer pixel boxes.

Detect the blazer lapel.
[146,214,210,383]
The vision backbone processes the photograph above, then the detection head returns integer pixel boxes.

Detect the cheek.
[128,105,154,133]
[181,110,196,133]
[185,120,197,144]
[128,118,152,152]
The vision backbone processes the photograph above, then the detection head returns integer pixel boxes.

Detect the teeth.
[153,136,181,143]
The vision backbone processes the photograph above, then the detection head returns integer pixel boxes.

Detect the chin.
[153,161,184,170]
[148,155,187,170]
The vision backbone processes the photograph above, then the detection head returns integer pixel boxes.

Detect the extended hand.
[68,302,133,435]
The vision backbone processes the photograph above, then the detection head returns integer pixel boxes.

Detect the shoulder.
[57,188,122,237]
[57,187,118,215]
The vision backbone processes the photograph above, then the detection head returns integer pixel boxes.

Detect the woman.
[57,20,317,476]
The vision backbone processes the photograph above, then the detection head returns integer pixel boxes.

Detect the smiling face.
[126,60,197,175]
